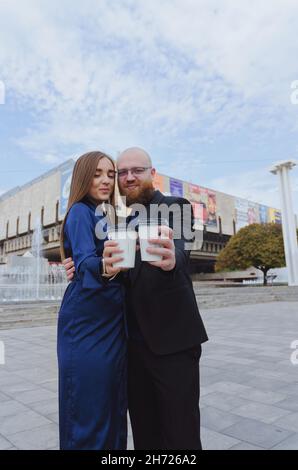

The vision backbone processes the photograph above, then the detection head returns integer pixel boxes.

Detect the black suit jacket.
[126,190,208,355]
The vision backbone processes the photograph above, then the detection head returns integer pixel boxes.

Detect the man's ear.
[151,168,156,178]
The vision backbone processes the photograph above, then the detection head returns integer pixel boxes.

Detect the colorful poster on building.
[269,208,282,224]
[275,210,282,224]
[190,201,204,221]
[153,173,165,193]
[248,202,259,225]
[198,188,217,227]
[170,178,183,197]
[190,184,200,195]
[235,198,249,231]
[188,183,200,202]
[207,190,217,226]
[60,164,74,217]
[259,205,268,224]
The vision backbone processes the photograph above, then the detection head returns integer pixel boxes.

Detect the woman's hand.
[103,240,124,276]
[63,257,75,281]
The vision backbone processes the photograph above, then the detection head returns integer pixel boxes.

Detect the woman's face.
[88,157,116,202]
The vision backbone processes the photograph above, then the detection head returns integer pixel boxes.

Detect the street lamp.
[270,160,298,286]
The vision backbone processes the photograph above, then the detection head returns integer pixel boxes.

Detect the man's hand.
[146,226,176,272]
[103,240,124,276]
[63,257,75,281]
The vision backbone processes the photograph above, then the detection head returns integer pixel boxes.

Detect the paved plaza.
[0,300,298,450]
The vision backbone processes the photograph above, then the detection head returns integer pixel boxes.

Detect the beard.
[120,180,155,207]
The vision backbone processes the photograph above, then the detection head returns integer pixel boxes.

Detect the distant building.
[0,159,293,275]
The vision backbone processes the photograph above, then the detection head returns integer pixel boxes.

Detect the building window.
[28,212,31,232]
[233,219,236,235]
[16,217,20,236]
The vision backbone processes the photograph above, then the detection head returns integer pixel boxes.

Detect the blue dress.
[57,198,127,450]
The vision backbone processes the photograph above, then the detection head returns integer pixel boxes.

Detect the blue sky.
[0,0,298,212]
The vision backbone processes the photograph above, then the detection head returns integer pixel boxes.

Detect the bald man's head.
[117,147,152,167]
[117,147,156,206]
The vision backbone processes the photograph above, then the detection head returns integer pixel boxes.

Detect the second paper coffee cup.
[138,218,164,262]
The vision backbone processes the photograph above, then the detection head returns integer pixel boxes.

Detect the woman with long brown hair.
[57,151,127,450]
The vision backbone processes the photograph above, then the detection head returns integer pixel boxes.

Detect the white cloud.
[0,0,298,197]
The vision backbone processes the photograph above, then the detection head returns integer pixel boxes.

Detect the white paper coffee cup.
[108,226,137,268]
[138,218,168,262]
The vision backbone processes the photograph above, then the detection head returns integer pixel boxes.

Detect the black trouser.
[128,339,202,450]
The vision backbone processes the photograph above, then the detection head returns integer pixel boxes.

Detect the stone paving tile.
[201,427,240,450]
[0,380,39,397]
[13,367,56,384]
[274,412,298,433]
[201,406,243,432]
[0,391,11,402]
[229,442,264,450]
[209,370,253,385]
[0,400,29,418]
[39,379,58,393]
[247,368,297,384]
[7,424,59,450]
[271,433,298,450]
[201,391,249,412]
[275,383,298,396]
[274,395,298,413]
[231,401,292,424]
[222,418,294,449]
[27,398,58,416]
[237,388,287,405]
[0,434,13,450]
[201,375,223,387]
[46,412,59,425]
[11,387,57,405]
[201,381,253,397]
[200,366,222,377]
[244,376,292,392]
[0,373,30,387]
[0,410,53,436]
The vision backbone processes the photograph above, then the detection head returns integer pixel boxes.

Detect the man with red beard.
[64,147,208,450]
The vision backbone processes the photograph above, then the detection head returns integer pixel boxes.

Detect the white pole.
[282,167,298,282]
[270,161,298,287]
[277,168,294,285]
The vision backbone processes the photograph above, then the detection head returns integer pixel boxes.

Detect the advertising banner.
[153,173,165,193]
[269,208,282,224]
[248,202,259,225]
[170,178,183,197]
[259,205,268,224]
[60,165,74,217]
[199,187,217,227]
[235,198,249,231]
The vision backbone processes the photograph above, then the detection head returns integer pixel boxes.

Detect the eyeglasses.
[117,167,152,179]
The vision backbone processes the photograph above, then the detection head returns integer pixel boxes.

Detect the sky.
[0,0,298,212]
